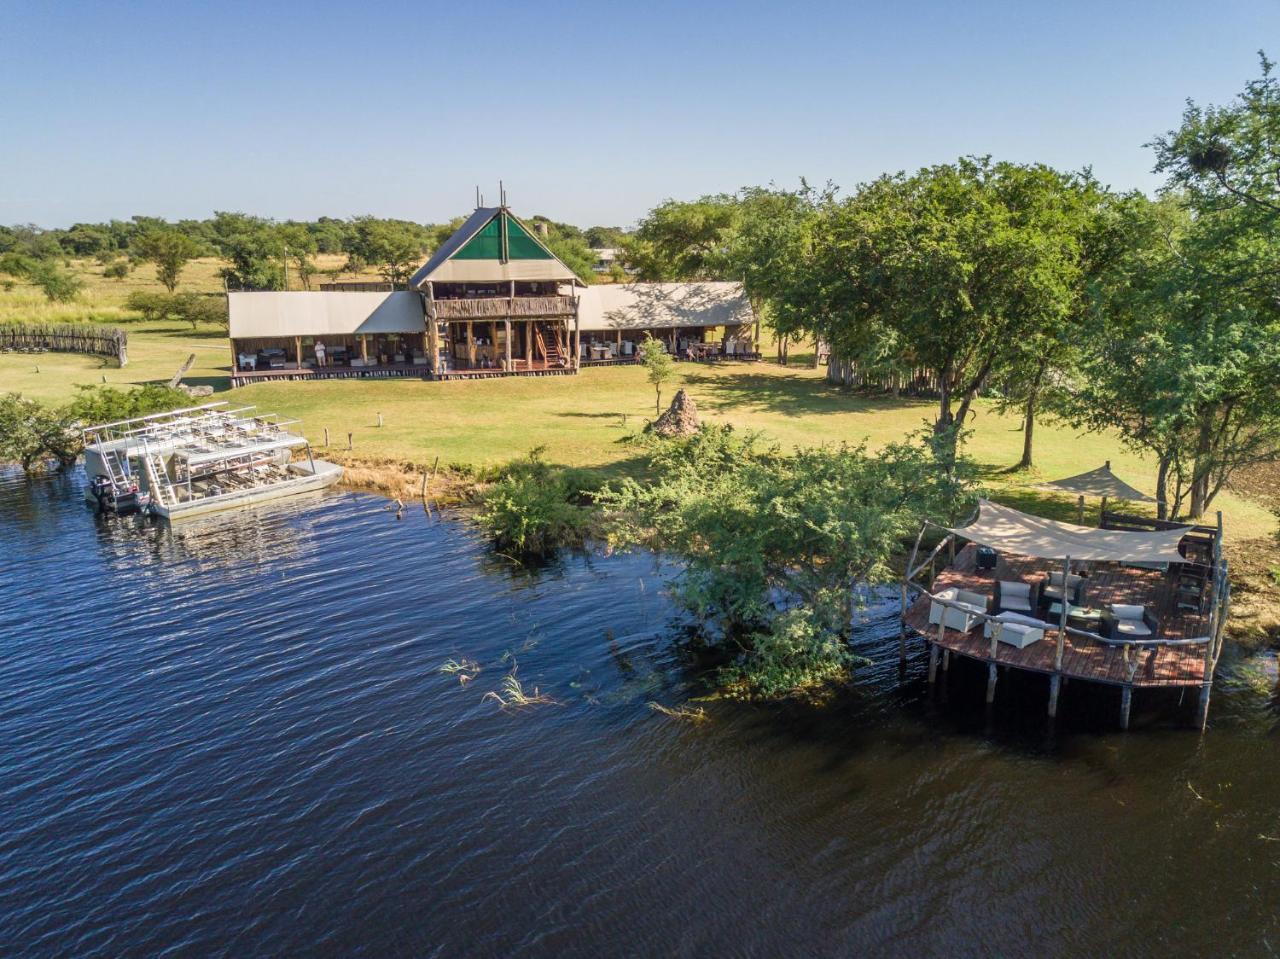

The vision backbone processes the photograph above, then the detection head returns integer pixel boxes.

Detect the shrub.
[66,384,192,426]
[475,448,591,557]
[28,261,83,302]
[601,425,979,697]
[103,259,131,280]
[0,393,77,472]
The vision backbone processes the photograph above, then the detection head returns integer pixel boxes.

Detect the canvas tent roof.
[1037,462,1156,503]
[410,207,580,287]
[574,282,754,332]
[946,499,1188,564]
[228,292,425,339]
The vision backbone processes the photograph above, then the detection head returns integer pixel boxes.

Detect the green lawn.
[2,260,1275,546]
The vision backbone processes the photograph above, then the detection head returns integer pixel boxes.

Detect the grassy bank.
[3,263,1277,643]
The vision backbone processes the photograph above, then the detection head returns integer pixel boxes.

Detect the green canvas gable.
[507,218,553,260]
[453,216,503,260]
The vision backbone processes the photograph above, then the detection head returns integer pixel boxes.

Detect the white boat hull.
[150,460,343,520]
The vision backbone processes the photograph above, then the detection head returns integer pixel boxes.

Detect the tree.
[626,196,740,281]
[639,335,675,415]
[210,211,284,290]
[345,217,428,285]
[134,227,201,292]
[28,260,83,302]
[278,223,319,290]
[600,426,976,697]
[798,159,1100,461]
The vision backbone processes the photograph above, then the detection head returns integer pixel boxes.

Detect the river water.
[1,466,1278,958]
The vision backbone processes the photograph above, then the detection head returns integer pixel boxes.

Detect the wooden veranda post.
[503,319,512,371]
[573,295,581,370]
[525,321,532,369]
[467,321,476,367]
[425,282,439,376]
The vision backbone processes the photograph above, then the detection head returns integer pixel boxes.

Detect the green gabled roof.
[454,212,552,261]
[411,206,579,287]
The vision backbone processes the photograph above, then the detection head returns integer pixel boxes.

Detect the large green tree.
[134,227,202,292]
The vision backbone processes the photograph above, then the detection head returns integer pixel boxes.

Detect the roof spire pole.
[475,185,480,209]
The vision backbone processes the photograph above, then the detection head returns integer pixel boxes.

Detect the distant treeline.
[0,215,632,290]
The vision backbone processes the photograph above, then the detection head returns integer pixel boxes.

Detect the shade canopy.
[228,292,425,339]
[1036,462,1155,503]
[573,282,755,331]
[947,499,1188,564]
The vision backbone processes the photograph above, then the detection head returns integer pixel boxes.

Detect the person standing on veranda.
[314,340,326,368]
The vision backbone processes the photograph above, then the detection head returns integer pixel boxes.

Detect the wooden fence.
[0,322,128,366]
[826,356,941,396]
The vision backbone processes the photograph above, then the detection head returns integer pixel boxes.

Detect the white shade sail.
[947,500,1188,564]
[1035,462,1156,503]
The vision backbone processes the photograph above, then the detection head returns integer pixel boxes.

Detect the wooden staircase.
[535,325,564,368]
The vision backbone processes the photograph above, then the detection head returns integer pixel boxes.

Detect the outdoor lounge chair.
[928,587,989,633]
[1041,571,1087,607]
[1101,604,1160,639]
[994,579,1040,615]
[983,611,1047,649]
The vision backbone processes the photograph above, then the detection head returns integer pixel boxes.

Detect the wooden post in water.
[987,624,999,703]
[928,642,940,684]
[1049,556,1071,718]
[1120,686,1133,730]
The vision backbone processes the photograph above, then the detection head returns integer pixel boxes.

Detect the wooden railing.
[0,321,128,366]
[433,296,574,320]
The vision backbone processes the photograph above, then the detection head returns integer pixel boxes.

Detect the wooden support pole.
[928,643,940,684]
[1048,674,1062,717]
[1196,682,1212,730]
[1120,686,1133,730]
[1099,495,1108,526]
[986,663,998,704]
[942,649,950,672]
[525,320,532,368]
[504,319,512,371]
[467,321,476,367]
[360,335,369,363]
[294,335,302,366]
[1077,494,1085,524]
[1055,557,1071,671]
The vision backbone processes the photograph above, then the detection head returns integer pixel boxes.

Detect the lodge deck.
[230,360,579,385]
[903,544,1211,688]
[231,363,429,386]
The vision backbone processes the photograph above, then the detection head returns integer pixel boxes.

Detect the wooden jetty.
[900,500,1230,730]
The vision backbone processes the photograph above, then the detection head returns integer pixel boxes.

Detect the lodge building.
[227,204,758,385]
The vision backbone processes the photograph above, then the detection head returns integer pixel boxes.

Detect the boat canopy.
[946,499,1187,563]
[176,435,306,466]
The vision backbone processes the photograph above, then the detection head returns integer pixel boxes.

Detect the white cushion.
[1047,572,1084,588]
[1110,604,1145,620]
[1000,581,1030,599]
[1115,619,1152,637]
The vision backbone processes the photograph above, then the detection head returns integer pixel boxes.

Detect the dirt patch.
[327,453,475,507]
[1223,538,1280,650]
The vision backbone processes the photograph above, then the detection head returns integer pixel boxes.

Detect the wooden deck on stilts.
[904,545,1211,689]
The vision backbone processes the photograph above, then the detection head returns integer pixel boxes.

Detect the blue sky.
[2,0,1276,228]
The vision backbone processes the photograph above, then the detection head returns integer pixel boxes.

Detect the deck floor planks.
[903,545,1209,688]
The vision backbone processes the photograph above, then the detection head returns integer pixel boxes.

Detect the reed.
[439,657,481,684]
[647,702,710,722]
[482,668,558,709]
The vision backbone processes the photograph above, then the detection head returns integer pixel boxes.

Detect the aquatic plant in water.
[482,667,559,709]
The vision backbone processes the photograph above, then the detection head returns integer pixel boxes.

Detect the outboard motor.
[89,475,114,513]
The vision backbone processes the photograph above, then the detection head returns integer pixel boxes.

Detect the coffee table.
[1047,602,1103,630]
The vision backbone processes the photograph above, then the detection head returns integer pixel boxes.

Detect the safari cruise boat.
[82,402,341,520]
